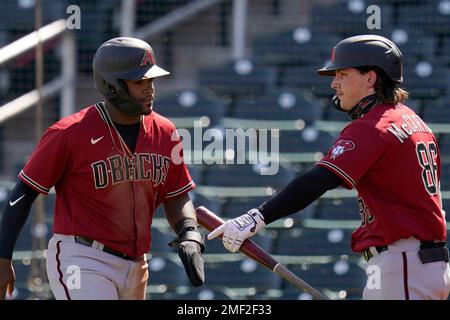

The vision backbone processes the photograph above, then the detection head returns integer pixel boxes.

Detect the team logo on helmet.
[140,49,155,66]
[330,47,335,63]
[331,140,355,159]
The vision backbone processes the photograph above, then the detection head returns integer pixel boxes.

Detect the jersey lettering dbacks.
[316,103,446,252]
[19,103,194,258]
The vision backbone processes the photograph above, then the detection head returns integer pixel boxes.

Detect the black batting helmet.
[93,37,170,116]
[317,34,403,84]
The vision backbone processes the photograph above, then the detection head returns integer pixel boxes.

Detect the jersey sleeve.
[19,127,69,194]
[315,122,385,189]
[163,129,195,199]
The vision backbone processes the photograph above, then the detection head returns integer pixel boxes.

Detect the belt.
[74,235,134,261]
[362,246,388,262]
[363,241,449,263]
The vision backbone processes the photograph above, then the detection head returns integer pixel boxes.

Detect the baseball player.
[0,37,205,300]
[209,35,450,300]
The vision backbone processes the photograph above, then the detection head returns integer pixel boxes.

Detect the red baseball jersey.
[316,103,446,252]
[19,103,195,258]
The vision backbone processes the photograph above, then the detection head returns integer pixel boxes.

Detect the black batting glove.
[169,218,205,287]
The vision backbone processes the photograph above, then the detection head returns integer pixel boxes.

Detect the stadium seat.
[199,59,277,101]
[221,197,267,217]
[437,134,450,162]
[149,227,177,254]
[441,163,450,190]
[190,193,223,217]
[155,89,229,127]
[421,96,450,123]
[275,127,337,155]
[230,88,323,126]
[281,64,334,98]
[310,0,393,36]
[403,62,450,99]
[281,259,365,299]
[205,258,282,294]
[203,164,296,189]
[147,255,188,289]
[315,197,360,221]
[171,286,234,300]
[0,0,67,33]
[272,227,354,256]
[383,26,437,65]
[398,2,450,35]
[252,27,340,66]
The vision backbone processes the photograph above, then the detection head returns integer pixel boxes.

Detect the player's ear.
[367,70,377,87]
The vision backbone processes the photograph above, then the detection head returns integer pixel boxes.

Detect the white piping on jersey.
[19,170,51,194]
[165,181,194,198]
[318,161,356,188]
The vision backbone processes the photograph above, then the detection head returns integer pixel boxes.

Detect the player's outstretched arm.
[163,194,205,287]
[208,166,343,253]
[0,180,39,299]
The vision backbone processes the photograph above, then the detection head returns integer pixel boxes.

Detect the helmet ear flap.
[104,81,117,98]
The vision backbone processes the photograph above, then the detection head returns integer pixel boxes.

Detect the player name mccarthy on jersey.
[387,113,432,143]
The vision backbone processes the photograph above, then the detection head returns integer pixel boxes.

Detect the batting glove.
[207,208,266,253]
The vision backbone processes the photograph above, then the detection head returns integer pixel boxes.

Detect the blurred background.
[0,0,449,300]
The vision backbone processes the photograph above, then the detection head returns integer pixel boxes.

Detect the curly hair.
[356,66,409,104]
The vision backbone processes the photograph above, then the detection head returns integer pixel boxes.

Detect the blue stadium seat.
[441,163,450,190]
[205,258,282,293]
[252,27,340,66]
[421,96,450,123]
[199,59,277,101]
[191,193,223,217]
[150,227,177,254]
[383,26,437,65]
[310,1,393,36]
[231,88,323,126]
[147,255,188,289]
[272,227,354,256]
[281,64,334,98]
[0,0,67,33]
[282,259,365,299]
[398,2,450,35]
[203,164,296,189]
[437,133,450,158]
[315,197,360,220]
[403,62,450,99]
[221,197,267,217]
[186,165,203,185]
[155,89,229,127]
[276,127,336,154]
[171,286,234,300]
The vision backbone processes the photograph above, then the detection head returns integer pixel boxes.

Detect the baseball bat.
[196,206,329,300]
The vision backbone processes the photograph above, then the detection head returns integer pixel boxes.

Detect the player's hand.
[207,208,266,253]
[0,257,15,300]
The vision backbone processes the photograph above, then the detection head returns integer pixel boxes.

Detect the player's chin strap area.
[332,93,379,120]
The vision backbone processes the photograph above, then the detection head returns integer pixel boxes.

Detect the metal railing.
[0,19,76,122]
